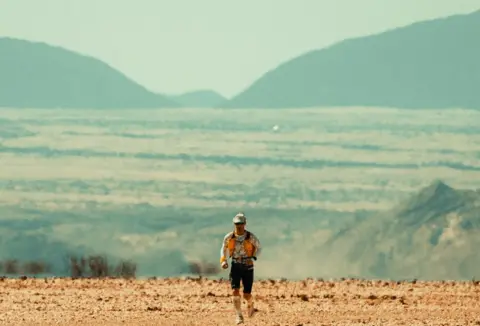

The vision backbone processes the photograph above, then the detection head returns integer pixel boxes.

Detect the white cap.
[233,212,246,224]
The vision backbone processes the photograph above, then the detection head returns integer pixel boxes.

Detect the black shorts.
[229,262,254,294]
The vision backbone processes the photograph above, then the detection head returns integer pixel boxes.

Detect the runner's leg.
[230,263,243,322]
[241,267,255,317]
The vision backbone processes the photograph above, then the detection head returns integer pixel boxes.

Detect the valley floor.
[0,278,479,325]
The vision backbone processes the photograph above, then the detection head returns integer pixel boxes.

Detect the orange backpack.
[227,231,256,259]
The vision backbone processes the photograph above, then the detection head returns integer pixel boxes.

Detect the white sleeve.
[220,233,231,263]
[251,233,262,258]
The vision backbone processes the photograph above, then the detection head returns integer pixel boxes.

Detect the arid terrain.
[1,277,480,326]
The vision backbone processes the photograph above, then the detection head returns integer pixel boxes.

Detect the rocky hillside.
[318,180,480,280]
[168,90,226,108]
[0,37,179,109]
[223,10,480,109]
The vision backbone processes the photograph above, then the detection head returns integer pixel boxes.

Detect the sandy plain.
[1,277,480,326]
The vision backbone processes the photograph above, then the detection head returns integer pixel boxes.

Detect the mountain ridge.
[221,9,480,109]
[167,89,226,108]
[317,180,480,280]
[0,37,181,109]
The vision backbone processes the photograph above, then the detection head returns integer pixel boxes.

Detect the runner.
[220,212,262,324]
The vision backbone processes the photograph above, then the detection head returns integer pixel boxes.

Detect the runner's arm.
[251,233,262,258]
[220,233,231,264]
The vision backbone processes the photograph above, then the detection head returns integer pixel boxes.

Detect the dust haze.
[1,107,479,280]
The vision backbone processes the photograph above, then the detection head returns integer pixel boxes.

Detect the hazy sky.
[1,0,479,97]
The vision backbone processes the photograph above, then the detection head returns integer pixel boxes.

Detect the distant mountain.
[319,180,480,280]
[222,10,480,109]
[0,37,180,109]
[168,90,226,108]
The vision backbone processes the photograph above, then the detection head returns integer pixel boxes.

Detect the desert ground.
[1,277,479,326]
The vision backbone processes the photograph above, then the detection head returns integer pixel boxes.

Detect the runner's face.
[234,222,245,233]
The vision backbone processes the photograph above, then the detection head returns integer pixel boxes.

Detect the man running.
[220,212,262,324]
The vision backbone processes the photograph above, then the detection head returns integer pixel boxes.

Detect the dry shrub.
[0,255,136,279]
[22,261,50,275]
[3,259,19,274]
[68,255,136,279]
[88,255,109,277]
[188,261,201,274]
[188,260,219,276]
[0,259,51,275]
[69,256,87,278]
[113,260,136,279]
